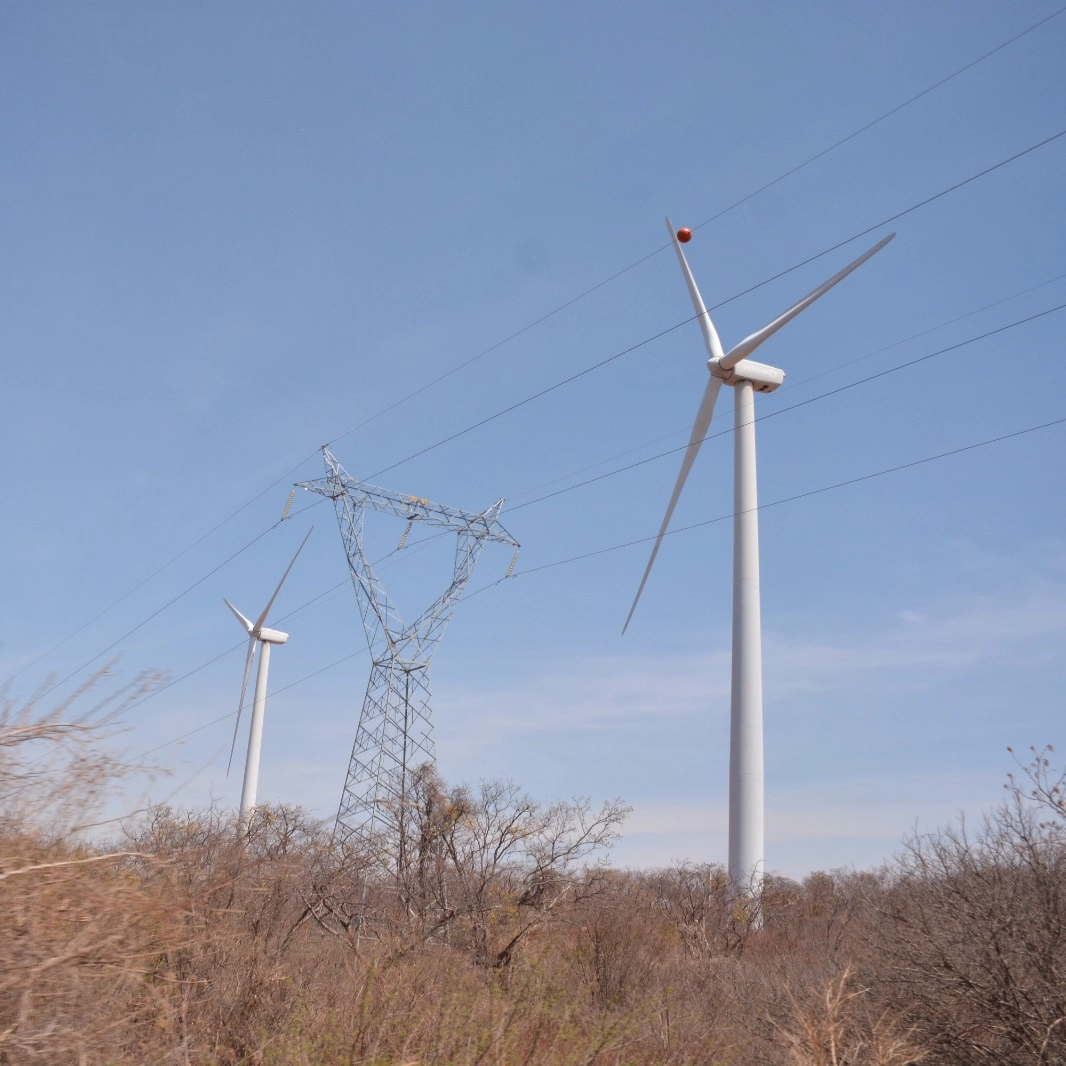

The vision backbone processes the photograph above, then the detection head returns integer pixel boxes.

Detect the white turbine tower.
[624,220,894,900]
[224,528,312,819]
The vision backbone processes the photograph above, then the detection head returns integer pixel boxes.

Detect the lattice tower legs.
[334,659,434,860]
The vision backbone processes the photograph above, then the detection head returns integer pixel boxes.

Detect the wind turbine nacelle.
[258,627,290,645]
[710,357,785,393]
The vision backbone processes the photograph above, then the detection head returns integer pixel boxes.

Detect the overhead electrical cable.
[11,462,325,683]
[370,127,1066,481]
[687,5,1066,238]
[20,12,1063,684]
[130,646,365,764]
[114,526,450,724]
[133,410,1066,766]
[75,534,458,764]
[102,293,1066,764]
[506,302,1066,511]
[497,416,1066,583]
[25,131,1066,694]
[782,270,1066,393]
[134,712,248,762]
[33,247,1066,707]
[33,519,298,703]
[504,270,1066,503]
[326,5,1065,449]
[10,456,325,683]
[26,10,1058,682]
[126,530,464,761]
[118,581,350,723]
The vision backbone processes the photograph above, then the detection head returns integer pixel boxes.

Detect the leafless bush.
[776,967,927,1066]
[870,746,1066,1064]
[0,668,173,1064]
[569,870,661,1010]
[648,861,765,957]
[342,765,631,969]
[0,666,160,836]
[11,683,1063,1066]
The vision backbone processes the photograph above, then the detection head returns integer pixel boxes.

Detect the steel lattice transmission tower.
[298,447,518,852]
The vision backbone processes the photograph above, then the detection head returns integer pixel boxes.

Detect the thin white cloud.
[439,647,732,735]
[610,768,999,875]
[441,567,1066,738]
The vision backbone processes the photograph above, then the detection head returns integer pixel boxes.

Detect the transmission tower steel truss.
[298,447,518,855]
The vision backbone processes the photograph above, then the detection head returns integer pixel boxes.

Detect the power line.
[60,523,462,774]
[33,228,1066,707]
[134,709,241,762]
[24,130,1066,695]
[370,126,1066,481]
[505,302,1066,512]
[126,529,465,762]
[783,271,1066,393]
[503,271,1066,504]
[32,8,1058,678]
[368,317,693,479]
[119,578,351,722]
[118,524,451,733]
[134,409,1066,764]
[11,461,324,682]
[327,5,1065,451]
[107,296,1066,761]
[688,5,1066,238]
[54,583,353,768]
[131,652,366,764]
[111,288,1040,748]
[500,415,1066,583]
[32,516,312,703]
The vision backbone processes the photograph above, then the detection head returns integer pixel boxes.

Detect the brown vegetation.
[2,681,1063,1065]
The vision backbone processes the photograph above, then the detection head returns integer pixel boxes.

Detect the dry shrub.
[338,766,631,971]
[0,667,177,1063]
[569,872,661,1010]
[869,746,1066,1065]
[0,667,159,834]
[776,967,927,1066]
[8,678,1063,1066]
[120,803,341,1062]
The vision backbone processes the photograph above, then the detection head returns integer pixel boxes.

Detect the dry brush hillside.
[2,677,1063,1065]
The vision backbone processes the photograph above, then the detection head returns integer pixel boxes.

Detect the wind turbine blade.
[721,232,895,369]
[227,636,257,775]
[253,527,313,631]
[665,217,725,363]
[223,598,254,633]
[623,375,723,634]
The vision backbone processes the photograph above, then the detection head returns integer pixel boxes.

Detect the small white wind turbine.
[224,528,312,819]
[624,220,894,899]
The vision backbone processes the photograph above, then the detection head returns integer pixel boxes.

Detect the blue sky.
[2,2,1065,876]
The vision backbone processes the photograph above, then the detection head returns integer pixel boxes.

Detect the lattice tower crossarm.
[296,447,518,853]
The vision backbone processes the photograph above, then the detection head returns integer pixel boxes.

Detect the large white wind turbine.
[624,221,894,899]
[224,528,312,819]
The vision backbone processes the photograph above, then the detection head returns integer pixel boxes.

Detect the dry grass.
[2,686,1064,1065]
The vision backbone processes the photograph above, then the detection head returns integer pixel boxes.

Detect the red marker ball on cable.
[676,227,692,243]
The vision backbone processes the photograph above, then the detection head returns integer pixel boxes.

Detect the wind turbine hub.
[709,357,785,393]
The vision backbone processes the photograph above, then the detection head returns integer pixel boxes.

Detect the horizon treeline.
[2,673,1064,1064]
